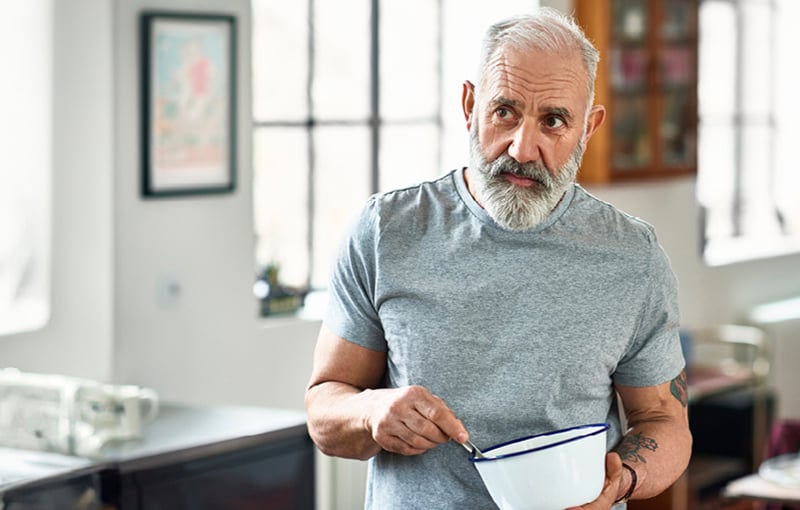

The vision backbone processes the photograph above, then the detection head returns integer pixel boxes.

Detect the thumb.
[607,451,623,477]
[607,452,625,497]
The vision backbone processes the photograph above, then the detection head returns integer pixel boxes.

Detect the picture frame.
[140,12,237,197]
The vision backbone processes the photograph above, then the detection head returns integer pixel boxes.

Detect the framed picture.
[140,12,236,197]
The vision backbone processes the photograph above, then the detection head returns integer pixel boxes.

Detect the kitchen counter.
[0,447,99,495]
[96,402,307,469]
[2,403,314,510]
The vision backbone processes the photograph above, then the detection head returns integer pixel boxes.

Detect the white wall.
[112,7,324,502]
[110,0,318,411]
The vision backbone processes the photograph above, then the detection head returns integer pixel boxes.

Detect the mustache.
[485,154,554,190]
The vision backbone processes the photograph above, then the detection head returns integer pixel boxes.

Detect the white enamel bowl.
[470,423,608,510]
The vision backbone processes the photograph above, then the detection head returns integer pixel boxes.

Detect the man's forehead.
[479,49,588,111]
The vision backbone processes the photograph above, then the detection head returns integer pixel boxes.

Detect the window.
[697,0,800,265]
[0,1,51,336]
[251,0,533,293]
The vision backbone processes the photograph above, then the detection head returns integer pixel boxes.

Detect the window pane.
[697,124,736,240]
[774,0,800,235]
[253,128,309,287]
[740,1,772,116]
[697,1,738,243]
[252,0,308,121]
[380,0,439,120]
[313,0,371,120]
[697,122,735,203]
[740,124,780,237]
[379,123,441,193]
[698,1,736,119]
[312,126,372,288]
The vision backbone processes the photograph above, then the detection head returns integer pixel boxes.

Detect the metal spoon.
[461,438,487,459]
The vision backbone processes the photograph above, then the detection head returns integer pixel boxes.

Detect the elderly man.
[305,7,691,509]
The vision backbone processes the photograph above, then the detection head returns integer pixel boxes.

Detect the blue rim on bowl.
[469,423,609,463]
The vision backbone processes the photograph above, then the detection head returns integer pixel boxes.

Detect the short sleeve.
[323,198,387,352]
[613,232,685,387]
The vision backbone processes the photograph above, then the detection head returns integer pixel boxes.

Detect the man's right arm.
[305,325,469,460]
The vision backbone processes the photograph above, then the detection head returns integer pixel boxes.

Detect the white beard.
[468,123,584,231]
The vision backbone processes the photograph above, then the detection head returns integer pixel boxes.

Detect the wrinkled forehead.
[478,46,590,112]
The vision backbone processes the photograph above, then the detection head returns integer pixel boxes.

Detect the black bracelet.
[614,463,638,504]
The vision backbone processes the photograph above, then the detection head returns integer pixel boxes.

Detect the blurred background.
[1,0,799,508]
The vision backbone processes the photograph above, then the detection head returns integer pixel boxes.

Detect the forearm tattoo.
[670,370,689,407]
[617,432,658,463]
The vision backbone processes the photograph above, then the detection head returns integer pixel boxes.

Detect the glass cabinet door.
[612,0,648,41]
[612,95,650,169]
[657,0,696,169]
[606,0,697,177]
[610,0,651,170]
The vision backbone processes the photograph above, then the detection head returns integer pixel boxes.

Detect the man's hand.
[566,452,625,510]
[364,385,469,456]
[306,328,471,460]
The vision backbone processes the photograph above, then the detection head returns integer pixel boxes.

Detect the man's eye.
[495,107,513,119]
[544,116,565,129]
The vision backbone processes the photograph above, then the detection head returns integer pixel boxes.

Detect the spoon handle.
[462,439,486,459]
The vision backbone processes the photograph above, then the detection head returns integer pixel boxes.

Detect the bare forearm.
[614,372,693,501]
[614,419,692,500]
[305,381,382,460]
[306,330,469,460]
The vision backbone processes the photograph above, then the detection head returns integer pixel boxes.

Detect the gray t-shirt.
[325,168,684,509]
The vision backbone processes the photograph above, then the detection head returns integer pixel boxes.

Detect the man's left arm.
[568,370,692,509]
[613,369,692,501]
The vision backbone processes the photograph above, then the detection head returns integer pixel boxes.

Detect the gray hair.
[476,7,600,110]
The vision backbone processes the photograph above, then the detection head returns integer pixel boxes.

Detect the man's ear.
[462,80,476,131]
[582,104,606,145]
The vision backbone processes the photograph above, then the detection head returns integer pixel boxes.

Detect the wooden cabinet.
[574,0,698,184]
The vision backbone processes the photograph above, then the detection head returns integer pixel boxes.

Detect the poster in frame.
[140,12,236,197]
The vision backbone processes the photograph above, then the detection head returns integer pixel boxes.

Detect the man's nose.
[506,121,542,164]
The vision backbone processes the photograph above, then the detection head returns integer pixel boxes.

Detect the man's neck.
[462,167,483,208]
